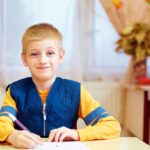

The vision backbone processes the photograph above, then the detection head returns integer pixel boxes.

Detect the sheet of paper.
[31,141,89,150]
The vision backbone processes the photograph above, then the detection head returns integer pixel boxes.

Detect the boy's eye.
[30,52,38,56]
[47,51,55,56]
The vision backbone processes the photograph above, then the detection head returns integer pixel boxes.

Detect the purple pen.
[8,113,29,130]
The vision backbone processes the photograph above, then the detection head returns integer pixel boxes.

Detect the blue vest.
[9,77,80,137]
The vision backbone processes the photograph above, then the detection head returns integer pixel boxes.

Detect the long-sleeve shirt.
[0,85,121,141]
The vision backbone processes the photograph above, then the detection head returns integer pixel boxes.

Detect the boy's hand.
[49,126,80,142]
[6,129,43,149]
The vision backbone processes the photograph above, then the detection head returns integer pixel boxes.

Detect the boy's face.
[21,38,64,82]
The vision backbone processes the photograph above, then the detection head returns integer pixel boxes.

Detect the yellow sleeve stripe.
[84,106,107,125]
[0,106,17,117]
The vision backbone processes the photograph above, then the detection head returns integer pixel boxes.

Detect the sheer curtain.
[58,0,94,81]
[99,0,150,32]
[0,0,94,86]
[88,0,129,81]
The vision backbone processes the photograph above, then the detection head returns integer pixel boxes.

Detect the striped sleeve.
[77,85,121,141]
[0,88,17,141]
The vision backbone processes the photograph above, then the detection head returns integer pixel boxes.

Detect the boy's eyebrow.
[28,48,39,52]
[27,47,58,53]
[47,46,60,50]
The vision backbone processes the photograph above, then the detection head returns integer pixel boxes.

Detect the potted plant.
[116,23,150,82]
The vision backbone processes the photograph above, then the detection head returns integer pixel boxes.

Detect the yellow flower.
[146,0,150,4]
[111,0,122,9]
[116,23,150,64]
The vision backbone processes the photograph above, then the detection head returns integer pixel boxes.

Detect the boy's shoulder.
[57,77,80,96]
[58,77,80,86]
[10,77,32,85]
[6,77,32,91]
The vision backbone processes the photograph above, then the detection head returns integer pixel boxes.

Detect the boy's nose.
[39,54,47,63]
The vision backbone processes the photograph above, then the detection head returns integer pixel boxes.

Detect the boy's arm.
[0,87,17,141]
[77,85,121,141]
[0,88,43,148]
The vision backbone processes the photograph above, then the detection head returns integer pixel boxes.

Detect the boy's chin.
[33,75,54,82]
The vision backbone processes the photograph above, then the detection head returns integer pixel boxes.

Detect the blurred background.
[0,0,150,145]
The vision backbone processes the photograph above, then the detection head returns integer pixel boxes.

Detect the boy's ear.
[59,49,65,63]
[21,52,28,66]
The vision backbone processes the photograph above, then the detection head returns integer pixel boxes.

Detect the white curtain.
[0,0,94,86]
[58,0,94,81]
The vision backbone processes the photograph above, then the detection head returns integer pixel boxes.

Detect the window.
[0,0,77,84]
[0,0,133,85]
[89,0,130,79]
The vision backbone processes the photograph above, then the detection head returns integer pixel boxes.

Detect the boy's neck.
[32,76,56,90]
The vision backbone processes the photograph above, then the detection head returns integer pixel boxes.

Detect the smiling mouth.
[36,67,50,71]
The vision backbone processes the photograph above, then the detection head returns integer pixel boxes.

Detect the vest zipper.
[43,103,46,136]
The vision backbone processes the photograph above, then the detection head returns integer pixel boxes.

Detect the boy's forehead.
[24,38,62,50]
[27,36,61,43]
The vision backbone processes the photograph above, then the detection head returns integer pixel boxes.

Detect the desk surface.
[0,137,150,150]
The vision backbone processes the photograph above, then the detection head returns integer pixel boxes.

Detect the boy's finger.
[32,133,43,142]
[54,128,67,142]
[20,137,36,149]
[49,129,57,141]
[16,133,37,149]
[23,131,43,145]
[59,131,71,142]
[54,131,61,142]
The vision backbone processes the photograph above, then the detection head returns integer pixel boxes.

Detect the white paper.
[31,141,89,150]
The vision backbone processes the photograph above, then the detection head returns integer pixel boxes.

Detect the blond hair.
[22,23,62,53]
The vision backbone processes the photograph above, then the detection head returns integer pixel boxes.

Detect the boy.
[0,23,121,149]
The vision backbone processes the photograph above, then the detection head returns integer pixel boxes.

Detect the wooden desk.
[0,137,150,150]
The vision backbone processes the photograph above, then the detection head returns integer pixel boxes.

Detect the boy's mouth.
[36,66,50,71]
